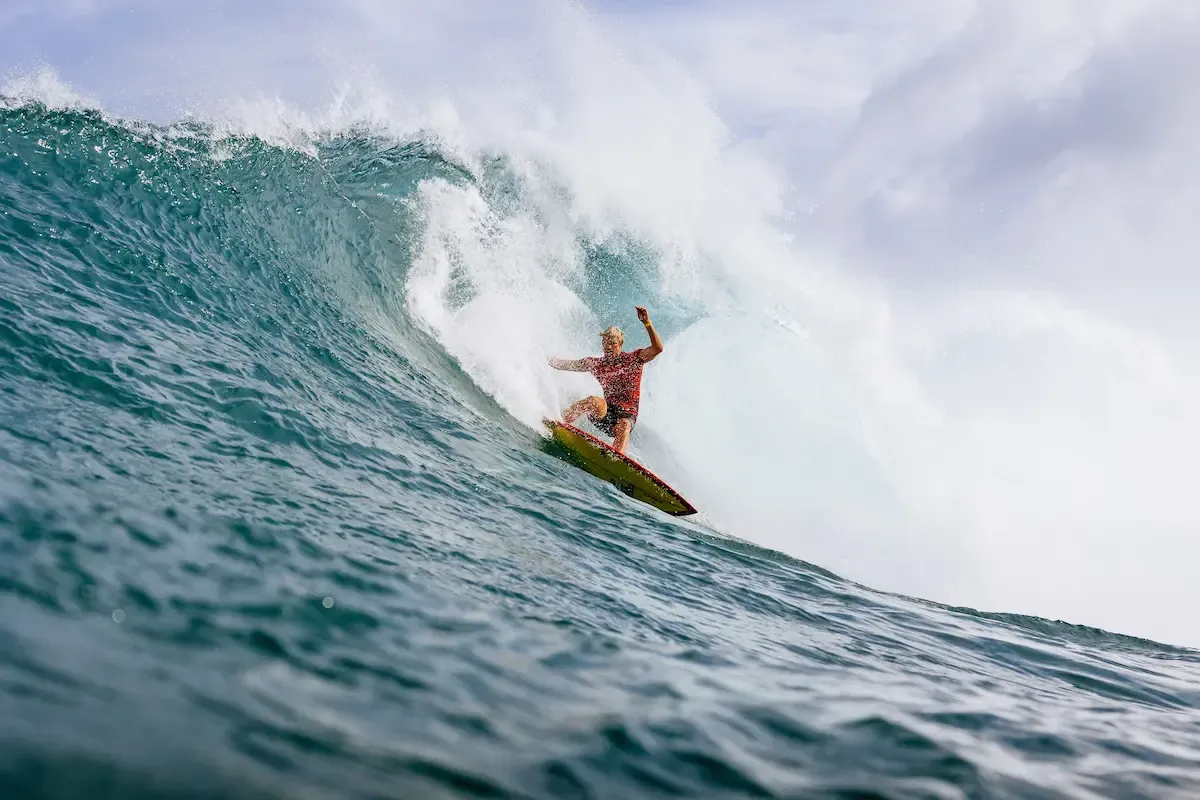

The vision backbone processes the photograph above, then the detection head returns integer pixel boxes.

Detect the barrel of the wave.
[541,418,697,516]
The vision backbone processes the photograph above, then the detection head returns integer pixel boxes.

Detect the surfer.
[548,306,663,454]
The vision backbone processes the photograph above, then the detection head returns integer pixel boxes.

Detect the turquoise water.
[2,101,1200,799]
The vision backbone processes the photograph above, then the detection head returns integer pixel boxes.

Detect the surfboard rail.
[542,418,697,517]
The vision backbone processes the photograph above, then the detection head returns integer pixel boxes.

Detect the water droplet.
[322,597,335,609]
[112,609,126,623]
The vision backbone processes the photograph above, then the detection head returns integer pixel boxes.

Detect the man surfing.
[548,306,663,454]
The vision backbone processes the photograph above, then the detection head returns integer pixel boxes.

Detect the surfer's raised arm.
[549,357,591,372]
[635,306,663,362]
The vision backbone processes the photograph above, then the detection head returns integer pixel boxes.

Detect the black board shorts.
[590,405,636,437]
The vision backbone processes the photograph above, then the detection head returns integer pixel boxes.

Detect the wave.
[2,29,1198,648]
[4,7,1200,797]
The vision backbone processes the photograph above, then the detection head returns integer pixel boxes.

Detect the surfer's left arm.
[635,306,663,362]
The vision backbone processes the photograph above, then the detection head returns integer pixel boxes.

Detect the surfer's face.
[600,328,623,356]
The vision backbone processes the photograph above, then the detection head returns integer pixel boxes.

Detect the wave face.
[2,97,1200,798]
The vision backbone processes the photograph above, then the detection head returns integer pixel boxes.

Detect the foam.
[1,66,100,111]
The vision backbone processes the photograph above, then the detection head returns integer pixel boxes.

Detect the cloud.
[810,1,1200,281]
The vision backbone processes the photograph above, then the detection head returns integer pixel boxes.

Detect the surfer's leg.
[611,417,633,453]
[562,396,606,424]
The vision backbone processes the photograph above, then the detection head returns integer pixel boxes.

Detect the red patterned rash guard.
[582,349,652,419]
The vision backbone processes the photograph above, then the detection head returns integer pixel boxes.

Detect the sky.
[4,0,1200,645]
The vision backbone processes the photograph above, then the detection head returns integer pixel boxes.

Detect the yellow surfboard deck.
[542,418,697,517]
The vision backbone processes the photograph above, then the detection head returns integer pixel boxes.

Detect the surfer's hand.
[636,306,650,324]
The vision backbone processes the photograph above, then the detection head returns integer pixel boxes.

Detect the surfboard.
[542,418,697,517]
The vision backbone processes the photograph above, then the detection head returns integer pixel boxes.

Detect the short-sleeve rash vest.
[582,349,651,418]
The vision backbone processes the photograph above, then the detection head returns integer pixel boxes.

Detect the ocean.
[2,95,1200,800]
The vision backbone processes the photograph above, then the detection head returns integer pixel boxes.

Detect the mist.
[5,0,1200,646]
